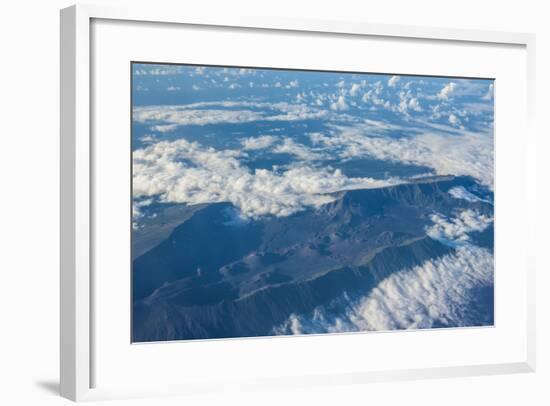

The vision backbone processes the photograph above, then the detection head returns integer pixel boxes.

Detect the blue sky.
[132,63,494,221]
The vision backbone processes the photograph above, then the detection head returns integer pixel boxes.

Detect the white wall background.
[0,1,547,405]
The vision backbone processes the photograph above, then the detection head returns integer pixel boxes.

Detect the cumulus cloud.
[330,95,348,111]
[272,138,324,160]
[438,82,457,100]
[274,244,493,334]
[448,113,459,125]
[349,83,363,97]
[295,92,306,103]
[240,135,277,150]
[425,210,493,245]
[396,90,422,114]
[361,81,391,109]
[133,138,402,219]
[388,75,400,87]
[309,123,494,188]
[407,97,421,111]
[150,124,179,133]
[139,134,157,144]
[286,80,299,88]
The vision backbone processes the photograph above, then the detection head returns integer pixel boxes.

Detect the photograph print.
[131,63,494,342]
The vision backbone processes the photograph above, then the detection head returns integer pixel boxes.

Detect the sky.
[131,63,494,224]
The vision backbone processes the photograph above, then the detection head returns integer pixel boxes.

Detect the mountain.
[132,175,494,342]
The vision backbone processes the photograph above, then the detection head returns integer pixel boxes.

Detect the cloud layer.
[448,186,491,203]
[425,209,493,245]
[133,102,328,130]
[274,244,493,334]
[310,123,494,188]
[133,138,401,219]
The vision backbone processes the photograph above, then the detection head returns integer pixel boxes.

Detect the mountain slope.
[132,175,494,341]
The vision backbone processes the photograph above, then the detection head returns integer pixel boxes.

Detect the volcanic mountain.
[132,175,493,342]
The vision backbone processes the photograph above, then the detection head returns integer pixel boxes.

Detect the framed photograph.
[60,4,537,402]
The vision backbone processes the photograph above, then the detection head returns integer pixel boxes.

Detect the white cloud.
[239,68,253,75]
[425,210,493,245]
[396,90,422,114]
[267,103,329,121]
[309,123,494,188]
[482,83,494,101]
[349,83,362,97]
[132,198,154,228]
[134,102,328,128]
[361,118,404,132]
[429,104,442,120]
[272,138,323,160]
[388,75,400,87]
[448,186,490,203]
[438,82,457,100]
[286,80,299,88]
[133,66,183,76]
[240,135,277,150]
[462,102,493,115]
[407,97,421,111]
[139,134,157,144]
[166,86,180,92]
[361,91,371,103]
[135,108,264,127]
[133,138,402,219]
[274,244,493,334]
[373,81,384,95]
[448,113,459,125]
[295,92,306,103]
[150,124,179,133]
[361,81,391,109]
[330,95,349,111]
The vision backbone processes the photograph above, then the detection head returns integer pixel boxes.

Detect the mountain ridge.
[132,174,494,341]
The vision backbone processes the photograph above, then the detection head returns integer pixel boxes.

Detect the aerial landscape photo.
[131,62,495,342]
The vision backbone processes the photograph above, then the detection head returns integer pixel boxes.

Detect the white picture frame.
[60,3,537,402]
